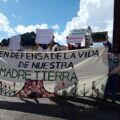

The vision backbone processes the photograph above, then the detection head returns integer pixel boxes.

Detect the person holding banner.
[35,29,56,52]
[103,46,120,104]
[48,35,60,51]
[36,36,57,52]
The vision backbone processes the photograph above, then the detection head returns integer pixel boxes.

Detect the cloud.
[0,0,114,45]
[48,0,114,45]
[51,24,60,30]
[0,0,19,2]
[63,0,114,42]
[15,24,60,34]
[0,13,16,40]
[0,0,8,2]
[0,13,10,31]
[15,0,19,2]
[54,31,67,45]
[0,12,59,40]
[15,24,48,34]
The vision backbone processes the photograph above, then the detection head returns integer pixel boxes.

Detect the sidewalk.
[0,96,120,120]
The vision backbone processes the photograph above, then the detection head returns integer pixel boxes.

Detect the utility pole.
[113,0,120,92]
[113,0,120,48]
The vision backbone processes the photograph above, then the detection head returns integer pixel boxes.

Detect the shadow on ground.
[0,96,120,120]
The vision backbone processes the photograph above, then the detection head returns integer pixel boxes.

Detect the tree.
[0,38,9,46]
[21,32,36,46]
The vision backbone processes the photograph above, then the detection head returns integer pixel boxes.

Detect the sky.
[0,0,114,45]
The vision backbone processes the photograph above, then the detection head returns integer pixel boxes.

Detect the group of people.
[7,31,120,102]
[103,40,120,104]
[8,34,60,52]
[36,36,60,52]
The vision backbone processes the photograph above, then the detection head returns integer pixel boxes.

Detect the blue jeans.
[104,74,118,101]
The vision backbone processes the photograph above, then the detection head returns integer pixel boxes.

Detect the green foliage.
[21,32,36,46]
[0,32,36,47]
[0,38,10,46]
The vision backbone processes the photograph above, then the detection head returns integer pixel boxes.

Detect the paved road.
[0,96,120,120]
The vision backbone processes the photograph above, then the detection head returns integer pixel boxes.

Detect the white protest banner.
[67,29,87,44]
[69,29,87,35]
[67,35,85,43]
[0,47,108,98]
[9,35,21,51]
[35,29,54,44]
